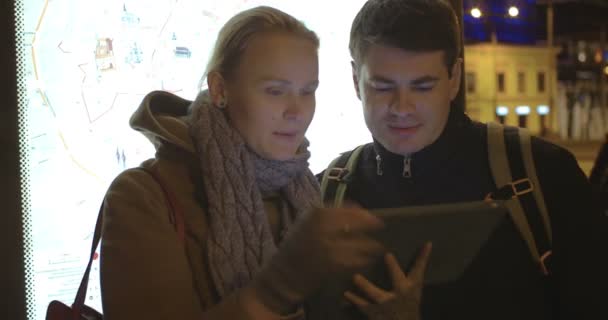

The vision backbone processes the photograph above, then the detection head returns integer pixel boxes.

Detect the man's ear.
[351,61,361,100]
[449,58,463,102]
[207,71,227,106]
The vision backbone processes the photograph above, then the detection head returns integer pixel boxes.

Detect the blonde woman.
[100,6,388,320]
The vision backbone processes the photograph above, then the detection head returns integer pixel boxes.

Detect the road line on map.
[57,131,103,183]
[31,0,103,182]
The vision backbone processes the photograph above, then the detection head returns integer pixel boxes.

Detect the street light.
[578,52,587,63]
[468,5,522,42]
[471,7,482,19]
[537,105,550,115]
[496,106,509,124]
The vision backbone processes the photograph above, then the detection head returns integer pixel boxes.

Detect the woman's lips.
[273,131,299,141]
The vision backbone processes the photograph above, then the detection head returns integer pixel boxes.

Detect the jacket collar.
[372,107,471,178]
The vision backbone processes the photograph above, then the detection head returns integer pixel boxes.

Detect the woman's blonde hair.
[203,6,319,83]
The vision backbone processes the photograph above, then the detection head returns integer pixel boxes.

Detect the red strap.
[140,167,185,243]
[72,203,103,316]
[72,167,185,313]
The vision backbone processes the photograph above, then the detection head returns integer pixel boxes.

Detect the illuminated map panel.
[19,0,370,318]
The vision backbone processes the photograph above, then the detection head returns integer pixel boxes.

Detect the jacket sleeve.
[100,168,205,320]
[532,139,608,319]
[100,168,305,320]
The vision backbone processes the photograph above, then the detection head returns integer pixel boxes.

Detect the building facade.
[464,43,560,135]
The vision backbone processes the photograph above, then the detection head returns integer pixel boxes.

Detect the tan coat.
[100,91,298,320]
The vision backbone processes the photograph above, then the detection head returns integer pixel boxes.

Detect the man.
[322,0,608,319]
[589,134,608,214]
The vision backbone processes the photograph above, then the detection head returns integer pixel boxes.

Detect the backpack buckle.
[487,178,534,201]
[326,167,352,182]
[539,250,553,276]
[510,178,534,197]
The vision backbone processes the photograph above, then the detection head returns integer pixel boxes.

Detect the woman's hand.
[344,243,432,320]
[250,206,385,315]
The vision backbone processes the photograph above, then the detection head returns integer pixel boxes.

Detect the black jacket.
[589,137,608,206]
[320,109,608,319]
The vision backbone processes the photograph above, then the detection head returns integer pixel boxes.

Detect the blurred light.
[471,7,482,18]
[578,52,587,63]
[537,105,550,115]
[496,106,509,116]
[508,6,519,17]
[604,66,608,75]
[516,106,530,115]
[595,49,603,63]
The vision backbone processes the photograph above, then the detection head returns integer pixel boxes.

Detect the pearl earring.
[217,99,227,109]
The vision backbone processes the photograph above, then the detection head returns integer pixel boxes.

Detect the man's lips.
[388,124,422,135]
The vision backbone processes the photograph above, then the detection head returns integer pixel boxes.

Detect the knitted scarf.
[188,90,321,298]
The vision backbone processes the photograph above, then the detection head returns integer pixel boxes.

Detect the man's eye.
[266,88,284,96]
[413,85,434,92]
[370,83,394,92]
[374,87,393,92]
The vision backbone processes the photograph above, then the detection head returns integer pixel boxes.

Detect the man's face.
[353,46,461,155]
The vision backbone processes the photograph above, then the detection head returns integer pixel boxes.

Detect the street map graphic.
[20,0,370,318]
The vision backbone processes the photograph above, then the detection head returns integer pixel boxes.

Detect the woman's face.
[222,31,319,160]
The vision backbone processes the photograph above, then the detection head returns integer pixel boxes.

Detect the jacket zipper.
[376,154,383,176]
[403,156,412,178]
[375,153,412,178]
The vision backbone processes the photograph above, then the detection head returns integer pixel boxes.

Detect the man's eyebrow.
[368,75,440,85]
[368,76,396,83]
[410,76,439,85]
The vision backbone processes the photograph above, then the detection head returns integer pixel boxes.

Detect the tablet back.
[305,201,507,320]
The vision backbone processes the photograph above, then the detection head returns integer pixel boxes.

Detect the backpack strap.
[71,166,184,315]
[487,122,552,276]
[321,145,366,207]
[517,127,552,243]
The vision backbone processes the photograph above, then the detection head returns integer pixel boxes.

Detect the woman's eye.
[301,88,316,96]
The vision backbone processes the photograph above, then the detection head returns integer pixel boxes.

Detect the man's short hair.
[349,0,461,77]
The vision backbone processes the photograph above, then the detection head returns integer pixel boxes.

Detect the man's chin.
[384,141,423,156]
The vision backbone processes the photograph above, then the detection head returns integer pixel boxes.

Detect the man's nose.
[390,88,415,115]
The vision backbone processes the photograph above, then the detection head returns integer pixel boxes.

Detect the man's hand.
[344,243,432,320]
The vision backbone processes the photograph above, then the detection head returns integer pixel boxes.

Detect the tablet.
[305,200,507,320]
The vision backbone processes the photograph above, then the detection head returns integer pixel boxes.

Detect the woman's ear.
[207,71,228,108]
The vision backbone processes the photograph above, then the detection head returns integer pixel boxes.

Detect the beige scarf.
[188,90,321,298]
